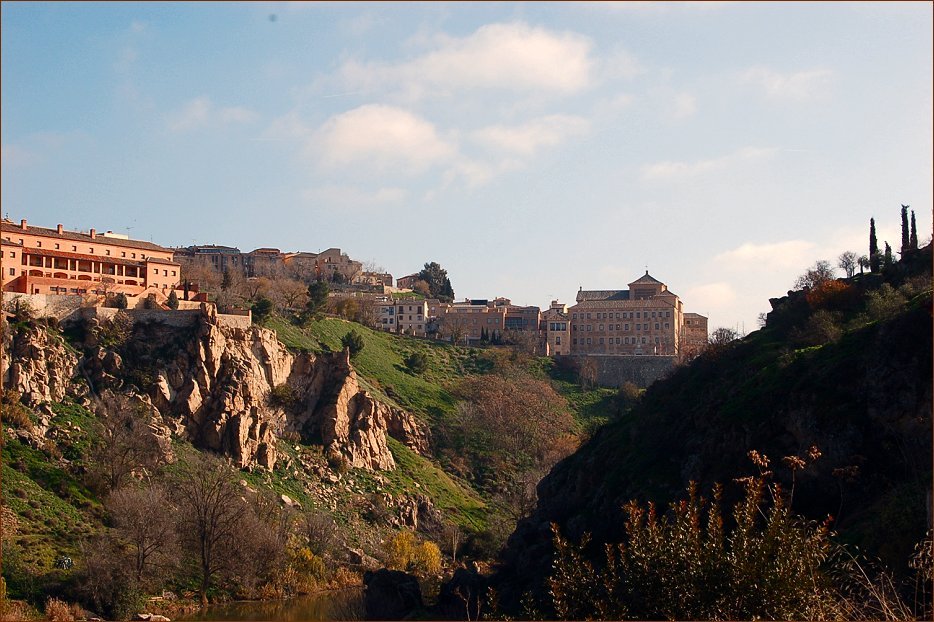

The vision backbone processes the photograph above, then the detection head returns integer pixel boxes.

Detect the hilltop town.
[1,216,709,385]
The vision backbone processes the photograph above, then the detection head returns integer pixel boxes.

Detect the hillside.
[0,303,619,617]
[493,245,933,615]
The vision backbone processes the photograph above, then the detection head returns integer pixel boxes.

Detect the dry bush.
[44,598,74,622]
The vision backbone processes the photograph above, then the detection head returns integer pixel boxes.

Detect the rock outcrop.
[2,306,428,473]
[2,321,82,406]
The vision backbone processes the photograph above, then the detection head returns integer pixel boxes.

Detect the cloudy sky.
[3,2,931,332]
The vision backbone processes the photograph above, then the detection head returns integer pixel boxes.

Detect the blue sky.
[3,1,931,332]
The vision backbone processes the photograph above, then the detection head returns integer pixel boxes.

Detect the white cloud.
[303,184,408,207]
[333,22,594,100]
[742,66,833,101]
[683,281,738,311]
[310,104,455,174]
[167,97,258,132]
[671,92,697,120]
[471,115,590,156]
[641,146,776,181]
[713,240,818,272]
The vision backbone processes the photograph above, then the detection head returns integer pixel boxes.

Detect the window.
[599,324,604,331]
[599,338,604,344]
[153,268,158,274]
[586,337,592,345]
[655,337,660,344]
[72,246,77,251]
[636,323,641,330]
[55,243,60,249]
[106,249,111,256]
[665,323,670,329]
[572,313,577,320]
[641,337,647,344]
[636,312,641,318]
[655,323,660,330]
[616,337,620,344]
[586,325,592,332]
[8,268,13,276]
[587,313,591,319]
[625,324,629,330]
[121,252,126,257]
[666,311,671,317]
[624,337,630,344]
[616,324,620,330]
[616,313,620,319]
[163,270,168,276]
[131,253,136,258]
[36,241,41,247]
[573,338,577,345]
[556,336,561,345]
[171,271,176,276]
[90,248,94,253]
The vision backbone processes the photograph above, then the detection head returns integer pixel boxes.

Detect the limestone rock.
[1,322,82,406]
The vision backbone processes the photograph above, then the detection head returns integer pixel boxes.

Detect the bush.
[45,597,75,622]
[384,531,443,578]
[166,289,179,310]
[113,293,128,309]
[1,391,34,430]
[546,477,836,620]
[341,330,365,357]
[404,351,429,375]
[268,384,297,409]
[251,297,273,324]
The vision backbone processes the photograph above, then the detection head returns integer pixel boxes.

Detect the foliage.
[404,351,429,374]
[341,329,365,357]
[166,289,179,310]
[547,474,836,620]
[384,531,442,577]
[805,280,859,312]
[837,250,859,278]
[251,296,273,324]
[88,395,165,494]
[870,217,881,272]
[267,383,297,409]
[794,259,835,290]
[1,390,35,430]
[301,281,329,324]
[417,262,455,302]
[111,293,128,310]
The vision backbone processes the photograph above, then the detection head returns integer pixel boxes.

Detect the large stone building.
[173,244,242,274]
[569,272,705,357]
[438,299,507,343]
[1,218,180,295]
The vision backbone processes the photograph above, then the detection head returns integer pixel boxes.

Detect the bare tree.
[177,257,221,294]
[578,357,598,391]
[172,453,249,606]
[837,251,859,278]
[107,484,178,583]
[793,260,835,290]
[857,255,870,275]
[708,326,740,346]
[271,278,308,311]
[91,395,165,493]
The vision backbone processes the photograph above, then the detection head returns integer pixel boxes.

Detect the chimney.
[57,224,64,234]
[89,228,97,239]
[20,219,27,230]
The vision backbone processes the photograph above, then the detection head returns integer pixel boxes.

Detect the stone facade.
[569,272,706,358]
[542,301,571,356]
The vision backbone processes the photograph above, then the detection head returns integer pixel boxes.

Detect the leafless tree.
[171,453,249,606]
[107,484,178,584]
[578,357,598,391]
[838,251,859,278]
[271,278,308,311]
[793,259,835,290]
[90,395,165,493]
[177,257,221,294]
[708,326,740,346]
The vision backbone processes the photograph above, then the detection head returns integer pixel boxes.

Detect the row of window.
[548,322,568,331]
[574,322,670,332]
[573,310,670,320]
[573,336,663,345]
[14,238,149,259]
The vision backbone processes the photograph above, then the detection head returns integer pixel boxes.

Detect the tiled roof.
[576,289,630,302]
[571,299,668,309]
[147,257,180,266]
[1,221,172,253]
[20,247,146,268]
[629,271,663,286]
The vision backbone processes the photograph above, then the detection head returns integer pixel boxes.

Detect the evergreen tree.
[900,204,910,255]
[221,268,232,291]
[883,241,893,268]
[167,290,179,310]
[869,218,880,273]
[910,210,919,250]
[417,262,455,303]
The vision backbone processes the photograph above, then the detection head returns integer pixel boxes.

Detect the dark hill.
[493,246,932,613]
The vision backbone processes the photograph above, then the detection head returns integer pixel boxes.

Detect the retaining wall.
[562,354,678,389]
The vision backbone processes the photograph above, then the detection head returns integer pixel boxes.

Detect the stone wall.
[2,292,88,321]
[217,311,251,329]
[563,354,678,388]
[75,306,202,328]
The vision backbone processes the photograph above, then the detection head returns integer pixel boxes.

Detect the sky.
[3,1,932,333]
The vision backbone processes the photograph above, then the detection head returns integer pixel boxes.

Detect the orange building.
[1,218,180,295]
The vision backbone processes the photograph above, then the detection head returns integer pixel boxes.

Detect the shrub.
[45,597,75,621]
[251,297,273,324]
[268,384,297,409]
[166,290,179,310]
[341,330,365,357]
[404,351,429,375]
[113,293,128,309]
[805,280,859,312]
[0,391,34,430]
[546,477,836,620]
[384,531,443,578]
[411,542,442,576]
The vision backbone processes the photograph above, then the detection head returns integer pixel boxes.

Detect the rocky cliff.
[2,306,427,473]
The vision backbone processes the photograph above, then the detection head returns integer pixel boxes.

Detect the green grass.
[267,316,472,424]
[382,437,489,531]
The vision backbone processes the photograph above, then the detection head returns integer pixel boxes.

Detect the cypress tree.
[869,218,880,273]
[900,205,910,254]
[883,242,893,268]
[910,210,918,250]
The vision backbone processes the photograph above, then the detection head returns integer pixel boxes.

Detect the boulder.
[363,569,423,621]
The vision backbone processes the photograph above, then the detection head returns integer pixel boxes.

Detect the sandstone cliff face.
[2,308,428,473]
[2,322,82,405]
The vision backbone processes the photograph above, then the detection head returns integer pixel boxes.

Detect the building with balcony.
[1,218,180,296]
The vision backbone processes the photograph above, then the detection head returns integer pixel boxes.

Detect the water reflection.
[178,589,364,621]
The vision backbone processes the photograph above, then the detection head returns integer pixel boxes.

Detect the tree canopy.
[417,262,455,302]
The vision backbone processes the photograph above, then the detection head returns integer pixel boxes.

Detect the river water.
[176,589,364,621]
